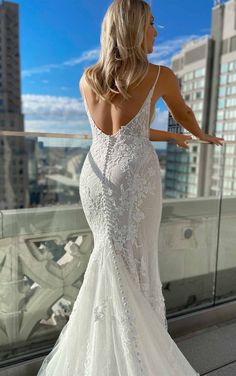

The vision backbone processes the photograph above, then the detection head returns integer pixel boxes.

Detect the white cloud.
[62,48,100,67]
[22,48,100,78]
[22,63,60,78]
[22,94,90,134]
[23,94,85,121]
[25,119,89,135]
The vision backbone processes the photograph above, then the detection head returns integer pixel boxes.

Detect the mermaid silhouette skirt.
[37,68,200,375]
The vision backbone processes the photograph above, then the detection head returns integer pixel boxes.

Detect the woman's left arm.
[149,128,178,142]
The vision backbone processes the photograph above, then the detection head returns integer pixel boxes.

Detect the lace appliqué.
[138,255,168,330]
[94,296,111,322]
[112,311,146,375]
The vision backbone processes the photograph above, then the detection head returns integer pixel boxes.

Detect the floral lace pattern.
[94,297,110,322]
[37,65,200,376]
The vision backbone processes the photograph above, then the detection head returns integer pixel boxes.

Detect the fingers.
[206,135,224,146]
[177,143,189,149]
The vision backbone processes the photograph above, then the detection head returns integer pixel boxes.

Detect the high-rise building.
[165,0,236,198]
[0,0,28,209]
[0,0,22,115]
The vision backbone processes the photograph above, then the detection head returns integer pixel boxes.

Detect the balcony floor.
[175,316,236,375]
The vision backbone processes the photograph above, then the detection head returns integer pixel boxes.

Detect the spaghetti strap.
[150,65,161,95]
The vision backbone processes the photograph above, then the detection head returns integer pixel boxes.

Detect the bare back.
[80,63,188,137]
[80,63,162,136]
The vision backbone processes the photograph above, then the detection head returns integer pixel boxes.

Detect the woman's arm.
[149,128,178,142]
[152,66,224,145]
[160,66,205,139]
[149,128,193,149]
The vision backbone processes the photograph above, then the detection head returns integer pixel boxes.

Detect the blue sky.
[17,0,219,146]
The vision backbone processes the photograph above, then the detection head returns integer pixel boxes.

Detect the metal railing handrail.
[0,130,90,139]
[0,130,234,143]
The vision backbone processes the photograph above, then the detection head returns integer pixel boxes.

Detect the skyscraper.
[0,0,28,209]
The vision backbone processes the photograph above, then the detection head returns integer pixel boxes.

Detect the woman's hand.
[170,133,225,149]
[198,133,224,146]
[170,133,193,149]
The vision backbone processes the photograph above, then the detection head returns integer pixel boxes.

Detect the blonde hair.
[82,0,151,104]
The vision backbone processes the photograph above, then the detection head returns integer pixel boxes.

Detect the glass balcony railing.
[0,130,235,368]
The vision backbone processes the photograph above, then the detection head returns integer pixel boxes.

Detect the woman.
[37,0,224,375]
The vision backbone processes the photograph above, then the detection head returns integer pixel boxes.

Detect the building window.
[195,67,205,77]
[227,85,236,95]
[196,91,203,99]
[194,79,205,89]
[217,110,224,120]
[228,73,236,83]
[219,87,226,97]
[220,75,227,85]
[218,98,225,108]
[220,63,228,73]
[226,145,235,154]
[184,94,190,101]
[216,122,224,131]
[229,61,235,71]
[192,102,203,111]
[184,71,194,81]
[225,109,236,119]
[225,157,234,166]
[195,112,203,121]
[226,98,236,107]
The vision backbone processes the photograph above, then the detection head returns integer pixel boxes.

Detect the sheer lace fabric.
[37,66,200,375]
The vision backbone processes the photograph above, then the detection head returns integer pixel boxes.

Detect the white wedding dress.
[37,65,200,375]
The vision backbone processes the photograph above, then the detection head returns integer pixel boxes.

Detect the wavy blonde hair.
[82,0,151,104]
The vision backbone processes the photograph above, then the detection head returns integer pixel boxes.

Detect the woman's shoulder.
[79,72,87,90]
[79,72,92,98]
[149,62,172,77]
[149,63,178,95]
